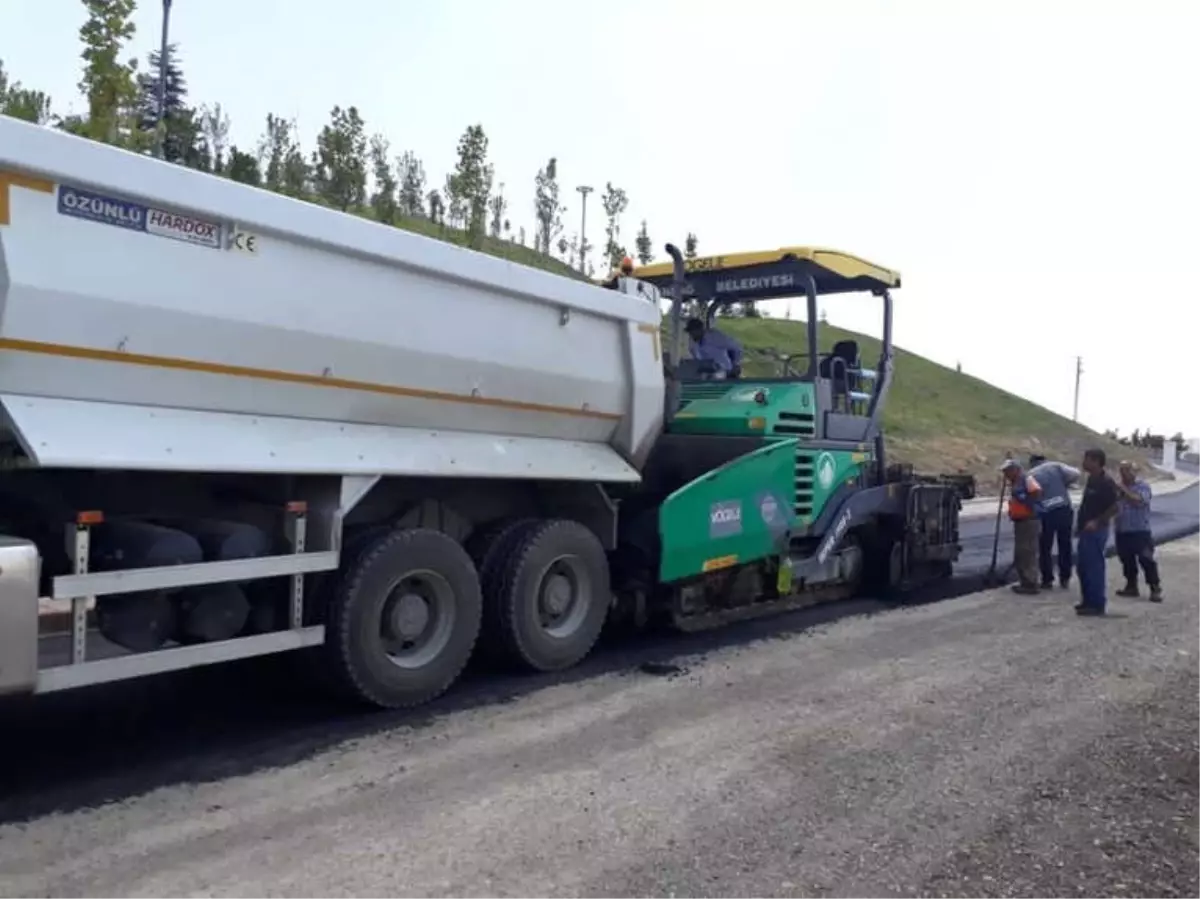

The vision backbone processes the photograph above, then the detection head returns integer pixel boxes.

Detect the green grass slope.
[712,316,1155,492]
[390,213,588,281]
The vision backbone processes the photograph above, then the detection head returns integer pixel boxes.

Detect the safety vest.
[1008,474,1042,521]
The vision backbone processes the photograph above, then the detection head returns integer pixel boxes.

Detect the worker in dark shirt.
[1074,448,1121,617]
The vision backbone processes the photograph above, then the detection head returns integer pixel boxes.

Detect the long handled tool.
[982,476,1013,586]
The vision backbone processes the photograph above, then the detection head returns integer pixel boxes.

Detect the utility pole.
[155,0,174,160]
[576,185,593,273]
[1073,356,1083,422]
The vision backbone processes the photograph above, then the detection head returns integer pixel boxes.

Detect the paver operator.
[685,317,744,379]
[1001,458,1044,595]
[1028,453,1081,590]
[1113,460,1163,602]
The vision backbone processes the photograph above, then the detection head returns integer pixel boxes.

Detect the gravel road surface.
[1,537,1195,898]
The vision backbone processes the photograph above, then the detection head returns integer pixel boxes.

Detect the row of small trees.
[0,0,708,277]
[1102,429,1190,456]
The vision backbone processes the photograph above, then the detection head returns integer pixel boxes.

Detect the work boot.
[1059,577,1071,590]
[1076,606,1105,617]
[1040,579,1054,590]
[1115,583,1139,598]
[1011,583,1040,596]
[1149,586,1164,603]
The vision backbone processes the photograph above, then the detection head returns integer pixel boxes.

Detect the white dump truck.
[0,116,664,708]
[0,116,962,710]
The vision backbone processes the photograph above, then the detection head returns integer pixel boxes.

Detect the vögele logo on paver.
[709,500,743,538]
[816,452,837,490]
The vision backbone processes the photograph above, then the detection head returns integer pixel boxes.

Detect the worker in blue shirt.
[1028,453,1081,589]
[685,317,743,379]
[1113,461,1163,602]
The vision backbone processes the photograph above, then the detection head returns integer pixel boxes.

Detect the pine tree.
[601,182,629,270]
[427,189,445,227]
[444,173,465,229]
[0,61,54,124]
[489,183,507,239]
[77,0,140,146]
[258,113,310,198]
[137,43,200,165]
[368,134,398,224]
[635,219,653,265]
[534,157,564,255]
[449,124,493,247]
[199,103,230,173]
[396,151,426,217]
[226,147,261,186]
[312,105,368,211]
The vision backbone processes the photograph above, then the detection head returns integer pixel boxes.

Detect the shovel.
[982,476,1013,586]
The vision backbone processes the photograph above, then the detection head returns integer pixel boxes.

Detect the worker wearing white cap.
[1001,458,1044,594]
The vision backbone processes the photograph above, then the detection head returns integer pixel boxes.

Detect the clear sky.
[4,0,1197,439]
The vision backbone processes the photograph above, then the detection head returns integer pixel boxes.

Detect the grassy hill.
[392,213,588,281]
[706,316,1157,493]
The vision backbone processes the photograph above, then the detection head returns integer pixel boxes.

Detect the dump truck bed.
[0,116,664,481]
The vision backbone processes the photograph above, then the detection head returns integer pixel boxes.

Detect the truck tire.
[466,517,538,587]
[324,527,482,709]
[485,519,610,672]
[466,517,539,663]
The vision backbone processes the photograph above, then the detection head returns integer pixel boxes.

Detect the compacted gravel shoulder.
[923,663,1198,898]
[0,539,1196,898]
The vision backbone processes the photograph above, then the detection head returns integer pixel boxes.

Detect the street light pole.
[155,0,173,160]
[1073,355,1083,422]
[576,185,593,273]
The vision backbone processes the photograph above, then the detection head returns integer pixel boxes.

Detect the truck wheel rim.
[380,571,456,669]
[537,556,590,638]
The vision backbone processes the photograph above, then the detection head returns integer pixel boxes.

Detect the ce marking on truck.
[227,227,260,256]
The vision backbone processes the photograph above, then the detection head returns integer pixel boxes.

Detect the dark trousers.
[1038,506,1074,585]
[1012,517,1041,587]
[1076,526,1110,611]
[1115,530,1160,590]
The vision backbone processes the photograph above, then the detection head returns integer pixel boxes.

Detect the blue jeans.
[1039,506,1074,584]
[1076,526,1110,610]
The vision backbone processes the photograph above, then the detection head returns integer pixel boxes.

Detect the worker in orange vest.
[1001,458,1044,594]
